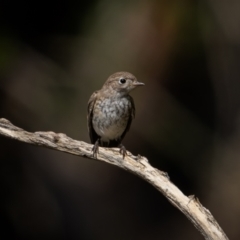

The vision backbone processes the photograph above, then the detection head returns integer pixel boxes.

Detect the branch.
[0,118,228,240]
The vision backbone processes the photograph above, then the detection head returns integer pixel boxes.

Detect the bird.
[87,71,144,158]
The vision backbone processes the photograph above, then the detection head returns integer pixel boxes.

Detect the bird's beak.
[133,81,145,86]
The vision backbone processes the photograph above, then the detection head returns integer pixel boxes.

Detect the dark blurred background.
[1,0,240,239]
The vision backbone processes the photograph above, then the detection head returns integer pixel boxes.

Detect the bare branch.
[0,118,228,240]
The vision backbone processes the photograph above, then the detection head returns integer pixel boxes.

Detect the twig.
[0,118,228,240]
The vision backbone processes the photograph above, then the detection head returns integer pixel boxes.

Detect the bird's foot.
[119,144,127,159]
[92,140,99,158]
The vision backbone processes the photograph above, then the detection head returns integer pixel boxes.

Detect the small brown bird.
[87,72,144,158]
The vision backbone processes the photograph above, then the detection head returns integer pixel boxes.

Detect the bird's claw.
[119,144,127,159]
[92,140,99,158]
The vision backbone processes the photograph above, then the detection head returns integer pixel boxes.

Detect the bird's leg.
[119,144,127,159]
[92,139,100,158]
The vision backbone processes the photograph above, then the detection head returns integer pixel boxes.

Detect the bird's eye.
[119,78,126,84]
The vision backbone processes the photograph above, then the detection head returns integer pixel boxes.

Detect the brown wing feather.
[119,95,135,142]
[87,91,99,144]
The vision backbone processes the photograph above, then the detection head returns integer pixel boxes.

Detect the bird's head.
[103,72,144,94]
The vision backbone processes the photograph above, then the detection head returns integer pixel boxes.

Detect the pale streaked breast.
[92,97,131,141]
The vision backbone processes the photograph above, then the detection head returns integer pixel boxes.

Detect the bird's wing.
[87,91,99,144]
[120,95,135,141]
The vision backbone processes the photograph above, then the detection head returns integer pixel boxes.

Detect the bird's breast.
[92,97,131,141]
